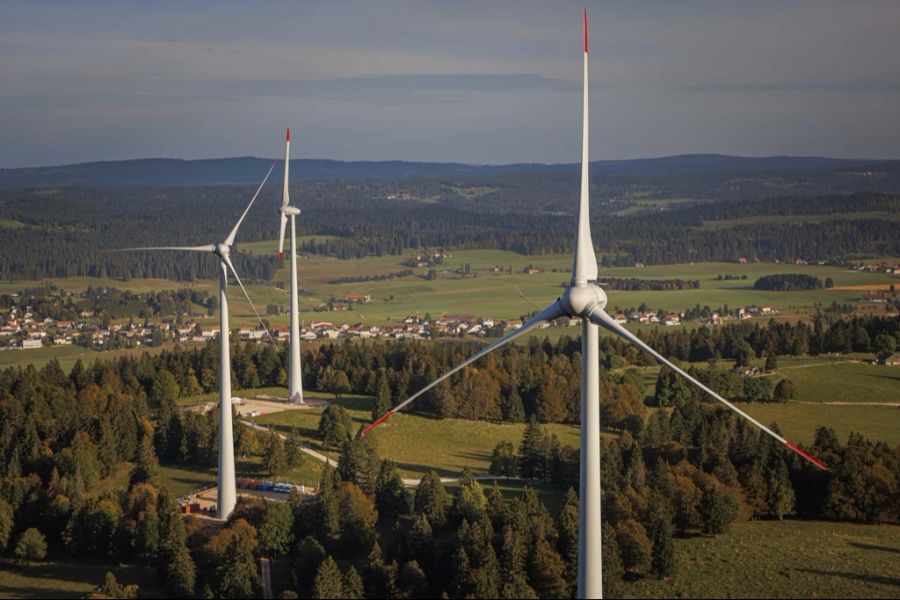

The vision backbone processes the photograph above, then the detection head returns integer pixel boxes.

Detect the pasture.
[625,519,900,599]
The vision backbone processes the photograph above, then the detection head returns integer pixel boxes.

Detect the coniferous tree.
[413,471,449,529]
[312,556,344,600]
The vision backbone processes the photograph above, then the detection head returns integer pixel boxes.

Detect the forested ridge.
[1,172,898,281]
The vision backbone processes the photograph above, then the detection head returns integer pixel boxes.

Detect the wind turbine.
[277,128,304,404]
[362,10,827,599]
[122,164,276,520]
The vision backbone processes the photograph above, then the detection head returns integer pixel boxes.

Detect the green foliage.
[291,536,326,591]
[414,471,450,530]
[85,572,139,599]
[655,366,695,408]
[259,502,294,557]
[453,469,487,523]
[489,441,518,477]
[774,378,796,403]
[700,486,740,535]
[873,333,897,355]
[313,556,344,600]
[317,404,353,450]
[14,528,47,562]
[0,499,13,553]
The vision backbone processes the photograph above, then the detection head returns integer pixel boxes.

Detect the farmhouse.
[878,352,900,366]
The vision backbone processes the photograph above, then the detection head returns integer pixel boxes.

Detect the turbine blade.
[572,8,597,286]
[282,128,291,209]
[361,300,565,436]
[224,162,276,247]
[587,308,828,471]
[278,213,288,260]
[223,254,280,351]
[117,245,216,253]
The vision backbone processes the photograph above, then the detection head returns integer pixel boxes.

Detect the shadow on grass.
[0,559,160,599]
[795,568,900,588]
[848,541,900,555]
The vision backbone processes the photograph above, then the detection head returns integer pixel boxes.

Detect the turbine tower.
[278,128,304,404]
[122,165,276,520]
[363,11,827,599]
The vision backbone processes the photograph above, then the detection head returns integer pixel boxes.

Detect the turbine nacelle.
[281,206,301,217]
[214,242,231,259]
[561,283,607,318]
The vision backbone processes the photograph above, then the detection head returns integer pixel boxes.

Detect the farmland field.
[624,519,900,599]
[2,253,896,330]
[0,559,162,599]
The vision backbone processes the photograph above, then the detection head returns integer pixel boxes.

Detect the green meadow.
[625,519,900,599]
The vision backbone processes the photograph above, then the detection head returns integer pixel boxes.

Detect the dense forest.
[0,315,897,597]
[1,167,898,281]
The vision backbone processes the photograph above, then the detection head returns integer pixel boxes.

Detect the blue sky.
[2,0,899,167]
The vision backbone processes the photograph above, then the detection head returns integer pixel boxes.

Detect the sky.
[2,0,899,168]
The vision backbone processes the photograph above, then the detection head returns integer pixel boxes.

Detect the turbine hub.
[215,242,230,258]
[282,206,301,216]
[561,283,607,317]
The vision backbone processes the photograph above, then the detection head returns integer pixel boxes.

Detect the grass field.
[625,519,900,599]
[253,394,581,479]
[0,559,162,599]
[2,254,896,330]
[0,341,202,372]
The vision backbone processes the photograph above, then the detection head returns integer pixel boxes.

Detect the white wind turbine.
[122,164,277,520]
[363,10,827,599]
[277,128,304,404]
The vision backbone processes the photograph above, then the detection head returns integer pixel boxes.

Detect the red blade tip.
[361,409,395,437]
[583,8,588,53]
[786,441,829,471]
[286,128,290,141]
[278,251,284,260]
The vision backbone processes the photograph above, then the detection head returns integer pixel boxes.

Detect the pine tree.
[342,566,364,599]
[373,373,392,421]
[413,471,449,529]
[602,522,625,598]
[647,494,676,578]
[700,485,739,535]
[397,560,429,599]
[557,488,579,585]
[312,556,344,599]
[259,502,294,556]
[454,468,487,522]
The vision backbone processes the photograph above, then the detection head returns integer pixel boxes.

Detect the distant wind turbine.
[277,128,304,404]
[363,11,827,599]
[121,164,276,520]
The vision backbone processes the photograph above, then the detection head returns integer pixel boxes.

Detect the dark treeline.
[753,274,823,291]
[598,278,701,292]
[1,174,898,281]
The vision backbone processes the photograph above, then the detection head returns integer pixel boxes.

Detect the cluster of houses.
[603,305,778,328]
[854,262,900,275]
[0,305,79,349]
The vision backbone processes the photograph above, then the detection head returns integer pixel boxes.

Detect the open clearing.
[625,520,900,599]
[2,254,896,330]
[0,559,162,599]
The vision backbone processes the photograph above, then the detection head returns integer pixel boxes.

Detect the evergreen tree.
[373,373,392,421]
[342,566,364,599]
[647,494,676,578]
[557,488,580,586]
[317,404,353,449]
[397,560,429,599]
[767,459,796,520]
[453,468,487,522]
[700,485,740,535]
[259,501,294,556]
[14,528,47,562]
[312,556,344,599]
[413,471,449,529]
[602,522,625,598]
[291,536,326,591]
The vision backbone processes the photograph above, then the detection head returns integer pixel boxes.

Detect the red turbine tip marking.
[583,8,588,53]
[278,251,284,260]
[286,128,290,141]
[361,409,395,437]
[786,441,829,471]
